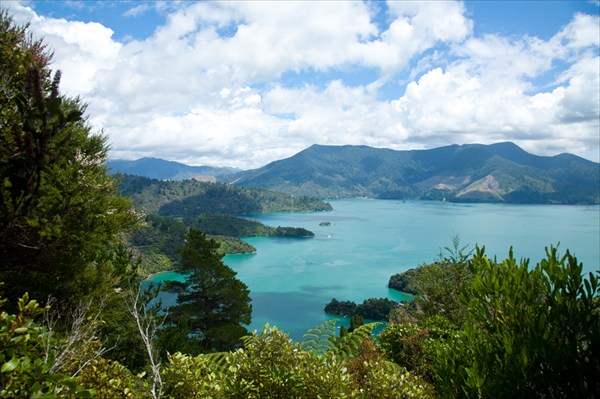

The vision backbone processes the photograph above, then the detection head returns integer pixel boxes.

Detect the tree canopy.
[0,10,137,305]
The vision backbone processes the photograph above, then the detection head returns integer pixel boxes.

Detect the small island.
[319,221,332,226]
[324,297,401,321]
[274,226,314,238]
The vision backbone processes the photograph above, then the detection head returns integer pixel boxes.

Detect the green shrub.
[0,293,95,398]
[431,246,600,398]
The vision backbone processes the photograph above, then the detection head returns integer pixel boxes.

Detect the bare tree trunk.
[42,297,113,377]
[127,284,167,399]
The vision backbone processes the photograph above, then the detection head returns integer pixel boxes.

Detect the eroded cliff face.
[456,175,503,201]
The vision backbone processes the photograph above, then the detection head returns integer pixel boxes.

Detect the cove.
[148,199,600,340]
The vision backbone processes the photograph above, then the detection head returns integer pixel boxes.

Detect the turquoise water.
[149,199,600,340]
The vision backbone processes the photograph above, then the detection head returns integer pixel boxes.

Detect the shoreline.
[143,269,174,281]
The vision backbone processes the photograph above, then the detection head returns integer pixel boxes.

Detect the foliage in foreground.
[2,244,598,398]
[0,10,136,307]
[1,291,433,399]
[162,323,434,399]
[434,246,599,398]
[379,245,600,398]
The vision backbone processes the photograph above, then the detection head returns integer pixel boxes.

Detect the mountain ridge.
[227,142,599,204]
[107,157,240,180]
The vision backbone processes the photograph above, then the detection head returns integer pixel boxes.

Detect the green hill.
[116,174,333,216]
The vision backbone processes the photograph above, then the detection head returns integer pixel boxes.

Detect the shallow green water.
[149,199,600,340]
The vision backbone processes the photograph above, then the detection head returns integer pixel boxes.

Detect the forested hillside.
[118,174,332,216]
[229,143,600,203]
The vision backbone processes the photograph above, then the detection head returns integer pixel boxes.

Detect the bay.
[149,199,600,340]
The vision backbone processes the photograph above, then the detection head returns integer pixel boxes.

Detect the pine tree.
[161,229,252,353]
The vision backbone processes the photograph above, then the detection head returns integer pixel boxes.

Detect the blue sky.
[6,0,600,168]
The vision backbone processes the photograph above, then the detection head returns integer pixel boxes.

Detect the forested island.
[325,297,401,321]
[1,11,599,398]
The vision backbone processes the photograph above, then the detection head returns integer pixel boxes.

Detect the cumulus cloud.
[6,1,599,167]
[12,5,121,95]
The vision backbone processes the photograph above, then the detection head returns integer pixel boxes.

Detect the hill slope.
[117,174,332,216]
[108,157,239,180]
[228,142,599,204]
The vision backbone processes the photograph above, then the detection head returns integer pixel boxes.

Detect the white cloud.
[123,4,151,18]
[5,1,599,168]
[10,4,121,95]
[352,1,471,76]
[554,12,600,50]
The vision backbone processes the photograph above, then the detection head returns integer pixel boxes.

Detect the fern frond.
[301,319,338,354]
[203,351,229,375]
[335,322,381,360]
[240,333,258,349]
[240,324,270,349]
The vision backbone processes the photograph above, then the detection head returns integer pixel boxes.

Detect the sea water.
[148,199,600,340]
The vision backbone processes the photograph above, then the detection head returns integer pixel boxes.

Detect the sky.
[4,0,600,169]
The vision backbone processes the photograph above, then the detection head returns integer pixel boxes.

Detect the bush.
[431,245,600,398]
[0,292,95,398]
[161,323,435,399]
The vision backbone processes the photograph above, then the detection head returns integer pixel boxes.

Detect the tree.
[161,229,252,353]
[0,10,137,305]
[348,314,365,333]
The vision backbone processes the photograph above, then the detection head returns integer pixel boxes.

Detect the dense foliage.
[162,322,434,399]
[379,245,600,398]
[117,174,332,216]
[0,11,136,306]
[1,290,435,398]
[431,246,599,398]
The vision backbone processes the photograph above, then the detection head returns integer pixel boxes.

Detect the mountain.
[107,157,240,180]
[227,142,600,204]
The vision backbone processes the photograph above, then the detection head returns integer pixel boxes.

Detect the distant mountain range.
[107,157,239,180]
[227,142,600,204]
